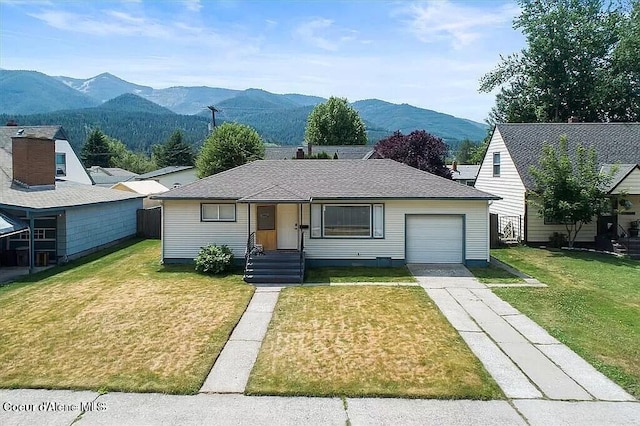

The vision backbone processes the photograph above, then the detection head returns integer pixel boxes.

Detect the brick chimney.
[295,147,305,159]
[11,135,55,188]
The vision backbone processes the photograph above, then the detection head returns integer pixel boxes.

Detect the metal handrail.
[616,224,630,252]
[299,231,305,282]
[244,231,256,274]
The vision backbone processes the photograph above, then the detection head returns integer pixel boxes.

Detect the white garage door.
[406,215,463,263]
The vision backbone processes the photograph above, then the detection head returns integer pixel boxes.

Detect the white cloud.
[181,0,202,13]
[395,0,519,49]
[294,18,338,51]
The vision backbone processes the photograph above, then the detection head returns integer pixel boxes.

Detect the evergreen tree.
[153,130,195,167]
[81,129,112,167]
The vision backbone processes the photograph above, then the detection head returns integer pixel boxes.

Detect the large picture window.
[201,203,236,221]
[311,204,384,238]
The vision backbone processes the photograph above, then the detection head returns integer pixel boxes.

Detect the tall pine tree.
[81,129,112,168]
[153,130,194,168]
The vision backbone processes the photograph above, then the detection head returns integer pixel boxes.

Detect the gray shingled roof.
[135,166,194,180]
[0,126,144,210]
[155,159,499,201]
[496,123,640,189]
[264,145,375,160]
[449,165,479,181]
[601,164,639,192]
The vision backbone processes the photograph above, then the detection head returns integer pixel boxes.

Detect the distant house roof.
[495,123,640,189]
[135,166,194,180]
[264,145,375,160]
[111,180,169,195]
[448,165,479,181]
[0,126,144,211]
[154,159,499,202]
[87,166,138,187]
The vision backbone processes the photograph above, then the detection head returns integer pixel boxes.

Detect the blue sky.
[0,0,525,122]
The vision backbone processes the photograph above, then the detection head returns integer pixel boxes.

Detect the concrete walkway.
[200,286,281,393]
[408,263,636,402]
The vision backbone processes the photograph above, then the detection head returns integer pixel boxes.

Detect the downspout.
[28,213,35,274]
[247,203,251,237]
[523,191,529,244]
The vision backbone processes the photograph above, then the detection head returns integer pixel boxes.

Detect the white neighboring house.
[154,159,500,281]
[474,123,640,247]
[111,180,168,208]
[448,162,480,186]
[135,166,197,189]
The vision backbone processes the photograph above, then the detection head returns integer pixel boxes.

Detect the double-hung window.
[311,204,384,238]
[201,203,236,221]
[55,153,66,177]
[492,152,501,177]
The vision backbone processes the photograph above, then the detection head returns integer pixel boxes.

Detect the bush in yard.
[194,244,234,274]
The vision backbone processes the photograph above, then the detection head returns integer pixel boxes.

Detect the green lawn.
[305,266,416,283]
[492,246,640,398]
[468,264,524,284]
[247,286,502,399]
[0,239,254,394]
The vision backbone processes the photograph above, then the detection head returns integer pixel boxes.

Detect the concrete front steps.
[243,250,304,284]
[613,237,640,259]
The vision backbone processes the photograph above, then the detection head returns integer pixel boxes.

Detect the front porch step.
[243,250,305,284]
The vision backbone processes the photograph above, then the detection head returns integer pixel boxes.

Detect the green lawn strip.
[491,247,640,398]
[305,266,416,283]
[467,264,524,284]
[247,286,502,399]
[0,239,254,394]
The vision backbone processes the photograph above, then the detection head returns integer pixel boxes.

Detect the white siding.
[474,129,526,236]
[526,211,597,243]
[162,200,249,260]
[157,169,198,189]
[302,199,490,262]
[618,195,640,232]
[55,139,92,185]
[611,167,640,195]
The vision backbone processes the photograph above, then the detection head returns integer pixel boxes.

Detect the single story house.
[448,162,480,186]
[0,127,144,272]
[135,166,197,189]
[474,122,640,246]
[154,159,499,282]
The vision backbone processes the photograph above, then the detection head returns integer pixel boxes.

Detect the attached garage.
[405,215,463,263]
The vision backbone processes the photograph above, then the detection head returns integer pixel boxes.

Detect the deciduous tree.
[108,137,156,174]
[480,0,637,123]
[305,97,367,146]
[196,123,264,178]
[529,136,612,247]
[374,130,451,179]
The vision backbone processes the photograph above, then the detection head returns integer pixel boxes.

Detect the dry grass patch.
[0,240,254,394]
[247,286,501,399]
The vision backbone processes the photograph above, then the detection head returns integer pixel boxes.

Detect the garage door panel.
[406,215,463,263]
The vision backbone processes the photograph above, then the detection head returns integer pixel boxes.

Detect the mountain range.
[0,69,488,152]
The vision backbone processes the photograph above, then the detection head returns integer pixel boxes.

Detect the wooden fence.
[137,207,161,239]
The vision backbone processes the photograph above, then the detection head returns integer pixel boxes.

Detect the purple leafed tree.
[374,130,452,179]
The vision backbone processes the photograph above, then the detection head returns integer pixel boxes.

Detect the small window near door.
[493,152,501,177]
[257,205,276,230]
[55,153,66,176]
[201,203,236,221]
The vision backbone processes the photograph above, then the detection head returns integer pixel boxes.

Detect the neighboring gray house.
[135,166,197,188]
[448,163,480,186]
[154,159,499,282]
[0,128,143,271]
[474,123,640,245]
[87,166,139,187]
[265,145,376,160]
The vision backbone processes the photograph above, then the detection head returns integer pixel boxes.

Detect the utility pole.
[207,105,219,131]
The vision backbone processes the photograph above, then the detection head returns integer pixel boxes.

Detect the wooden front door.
[256,205,277,250]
